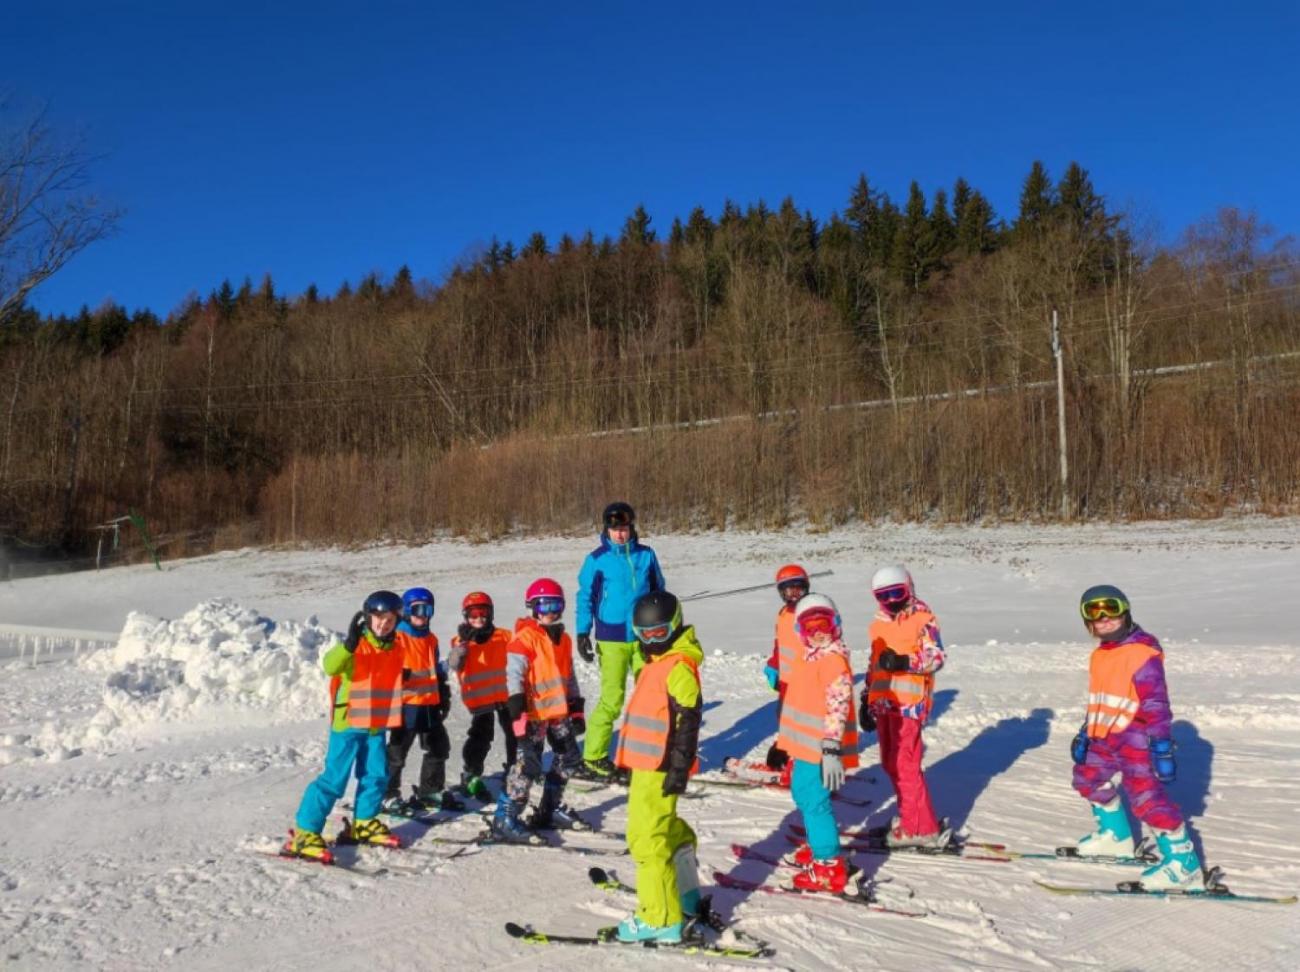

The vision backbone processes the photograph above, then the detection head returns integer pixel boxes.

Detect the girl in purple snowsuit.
[1071,584,1203,890]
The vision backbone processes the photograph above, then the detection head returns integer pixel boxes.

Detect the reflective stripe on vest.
[457,629,510,713]
[866,610,935,712]
[396,630,441,706]
[775,608,800,682]
[345,644,405,730]
[1085,641,1160,738]
[615,653,702,774]
[776,652,859,767]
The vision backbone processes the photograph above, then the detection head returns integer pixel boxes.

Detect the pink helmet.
[524,577,564,606]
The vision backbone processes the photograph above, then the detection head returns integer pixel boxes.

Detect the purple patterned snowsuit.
[1071,628,1183,831]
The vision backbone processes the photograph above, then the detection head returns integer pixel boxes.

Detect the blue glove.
[1070,727,1089,765]
[1150,737,1176,782]
[763,664,779,691]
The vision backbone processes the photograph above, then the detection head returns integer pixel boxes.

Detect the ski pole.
[682,570,834,602]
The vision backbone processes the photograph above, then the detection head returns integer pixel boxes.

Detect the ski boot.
[885,820,953,850]
[1076,797,1135,857]
[1139,824,1205,890]
[783,842,814,867]
[615,914,683,945]
[411,787,465,812]
[573,756,627,784]
[526,782,591,831]
[490,793,543,844]
[339,816,401,848]
[380,793,410,815]
[283,829,333,864]
[791,855,849,894]
[459,773,491,801]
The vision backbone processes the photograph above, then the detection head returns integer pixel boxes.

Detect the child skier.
[574,501,666,781]
[383,587,462,812]
[286,590,406,861]
[1071,584,1204,889]
[614,590,704,943]
[780,593,859,894]
[860,565,950,849]
[490,578,587,841]
[448,591,516,799]
[761,563,811,777]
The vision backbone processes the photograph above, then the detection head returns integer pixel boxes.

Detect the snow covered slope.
[1,519,1297,969]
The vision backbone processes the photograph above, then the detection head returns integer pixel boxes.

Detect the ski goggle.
[464,606,491,621]
[797,611,839,639]
[531,597,565,616]
[604,510,634,528]
[873,585,910,606]
[634,622,673,644]
[407,602,434,619]
[1081,596,1128,621]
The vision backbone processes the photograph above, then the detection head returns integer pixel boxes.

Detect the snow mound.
[11,600,339,762]
[87,598,337,727]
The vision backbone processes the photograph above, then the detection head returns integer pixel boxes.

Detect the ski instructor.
[573,501,667,781]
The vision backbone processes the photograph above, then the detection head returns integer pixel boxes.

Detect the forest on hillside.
[1,161,1297,561]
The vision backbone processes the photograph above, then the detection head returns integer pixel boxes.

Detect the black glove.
[457,622,474,644]
[576,634,595,664]
[438,692,451,720]
[401,667,412,681]
[568,697,586,736]
[858,700,876,733]
[877,649,911,673]
[506,693,526,721]
[1071,727,1090,765]
[344,611,366,652]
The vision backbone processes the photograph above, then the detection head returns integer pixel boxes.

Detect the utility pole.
[1051,308,1070,519]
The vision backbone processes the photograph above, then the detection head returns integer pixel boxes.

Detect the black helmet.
[363,590,403,615]
[632,590,682,654]
[602,501,635,529]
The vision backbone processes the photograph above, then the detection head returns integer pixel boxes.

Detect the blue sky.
[7,1,1298,316]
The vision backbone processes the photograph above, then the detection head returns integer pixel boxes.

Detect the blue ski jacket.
[576,532,666,643]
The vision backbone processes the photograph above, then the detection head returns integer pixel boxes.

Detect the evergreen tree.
[500,241,516,264]
[1015,160,1054,235]
[390,265,414,298]
[303,283,319,305]
[558,233,575,254]
[1056,161,1104,231]
[952,178,972,224]
[484,237,504,272]
[258,273,276,307]
[523,232,549,258]
[684,206,714,246]
[956,190,999,255]
[890,181,939,291]
[214,279,236,319]
[620,204,655,247]
[930,188,956,256]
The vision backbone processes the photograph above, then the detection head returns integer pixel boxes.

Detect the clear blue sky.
[8,0,1298,317]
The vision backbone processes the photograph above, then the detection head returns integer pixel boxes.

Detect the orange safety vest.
[395,628,440,707]
[1085,641,1161,738]
[457,628,511,714]
[615,653,702,774]
[777,651,859,767]
[775,606,800,683]
[509,618,574,721]
[332,640,405,730]
[867,608,937,714]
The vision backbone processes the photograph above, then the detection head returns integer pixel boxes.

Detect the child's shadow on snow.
[1166,719,1214,860]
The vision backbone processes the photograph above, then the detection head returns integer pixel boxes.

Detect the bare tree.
[1,101,120,324]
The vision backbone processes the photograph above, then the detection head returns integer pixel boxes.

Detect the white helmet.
[794,593,842,642]
[871,565,914,594]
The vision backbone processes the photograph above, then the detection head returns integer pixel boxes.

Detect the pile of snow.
[19,600,338,761]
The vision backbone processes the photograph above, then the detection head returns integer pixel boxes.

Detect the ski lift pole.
[128,510,163,571]
[682,570,834,602]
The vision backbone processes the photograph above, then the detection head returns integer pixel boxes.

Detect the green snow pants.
[582,639,642,763]
[626,769,698,927]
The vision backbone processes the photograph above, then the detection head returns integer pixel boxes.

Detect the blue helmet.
[402,587,435,620]
[363,590,403,615]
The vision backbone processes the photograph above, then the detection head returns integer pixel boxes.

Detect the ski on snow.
[1036,867,1297,904]
[504,921,774,959]
[692,775,872,807]
[711,869,927,917]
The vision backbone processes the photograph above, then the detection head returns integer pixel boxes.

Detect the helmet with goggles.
[631,590,683,653]
[794,593,842,644]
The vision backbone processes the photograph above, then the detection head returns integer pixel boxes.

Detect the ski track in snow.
[1,518,1298,970]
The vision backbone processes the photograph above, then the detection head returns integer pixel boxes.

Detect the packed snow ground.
[2,519,1298,970]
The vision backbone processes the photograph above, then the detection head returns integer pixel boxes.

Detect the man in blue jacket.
[575,501,667,780]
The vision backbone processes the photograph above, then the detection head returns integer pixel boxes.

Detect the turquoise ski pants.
[791,758,839,861]
[295,727,388,834]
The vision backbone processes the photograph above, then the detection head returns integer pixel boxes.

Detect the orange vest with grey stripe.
[1085,640,1160,738]
[615,652,701,774]
[456,628,511,714]
[775,606,800,683]
[329,639,405,730]
[395,629,441,706]
[867,608,936,713]
[778,652,859,767]
[509,619,574,721]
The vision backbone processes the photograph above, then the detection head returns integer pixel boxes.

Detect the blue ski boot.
[526,781,591,831]
[489,792,540,844]
[1139,824,1204,890]
[615,915,683,944]
[1076,798,1134,857]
